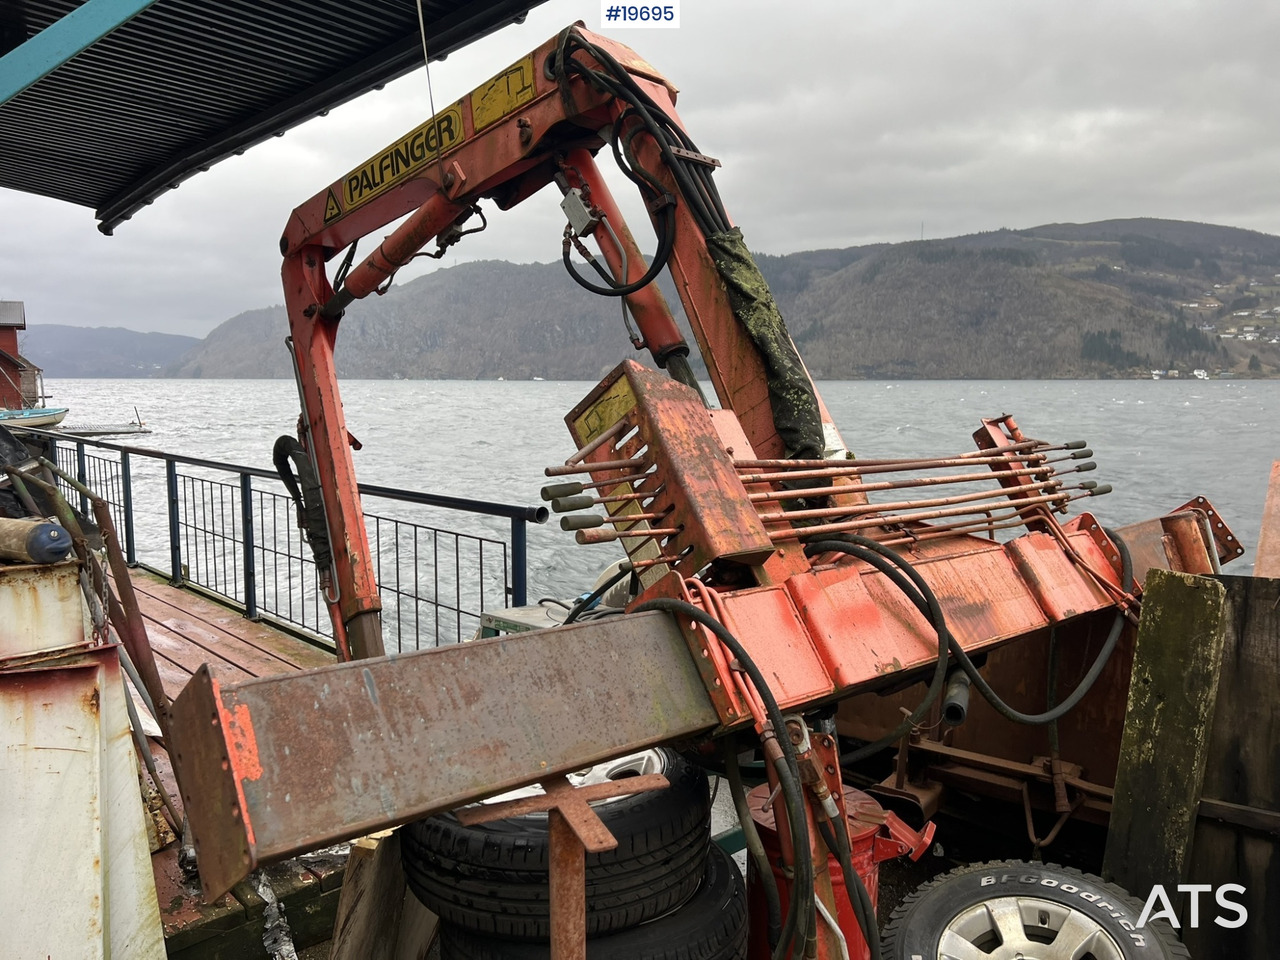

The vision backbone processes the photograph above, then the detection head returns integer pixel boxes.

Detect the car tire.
[401,748,711,940]
[438,842,748,960]
[882,860,1190,960]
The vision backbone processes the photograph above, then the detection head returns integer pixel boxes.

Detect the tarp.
[705,228,825,462]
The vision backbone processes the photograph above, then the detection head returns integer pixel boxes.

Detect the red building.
[0,300,40,410]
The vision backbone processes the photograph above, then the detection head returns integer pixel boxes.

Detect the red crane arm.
[279,24,846,653]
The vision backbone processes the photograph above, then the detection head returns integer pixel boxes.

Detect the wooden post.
[330,832,438,960]
[1103,569,1228,898]
[1183,575,1280,960]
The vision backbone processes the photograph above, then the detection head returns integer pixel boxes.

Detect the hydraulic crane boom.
[169,25,1240,958]
[278,24,849,654]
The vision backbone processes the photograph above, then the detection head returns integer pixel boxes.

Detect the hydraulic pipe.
[732,439,1086,470]
[746,463,1074,505]
[735,452,1055,485]
[321,190,467,318]
[564,148,689,366]
[756,477,1079,524]
[768,489,1084,542]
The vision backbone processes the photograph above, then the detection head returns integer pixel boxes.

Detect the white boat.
[0,406,69,429]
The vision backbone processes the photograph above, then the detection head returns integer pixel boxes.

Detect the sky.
[2,0,1279,337]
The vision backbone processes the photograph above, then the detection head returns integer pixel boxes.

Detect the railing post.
[121,451,137,565]
[240,473,257,620]
[166,458,183,585]
[510,517,527,608]
[75,440,89,516]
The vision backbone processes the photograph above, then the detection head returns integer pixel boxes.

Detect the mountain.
[167,218,1280,380]
[21,324,200,377]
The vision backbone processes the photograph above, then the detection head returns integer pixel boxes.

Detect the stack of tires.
[401,749,747,959]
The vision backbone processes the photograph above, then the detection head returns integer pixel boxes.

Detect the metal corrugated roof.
[0,0,546,233]
[0,302,27,328]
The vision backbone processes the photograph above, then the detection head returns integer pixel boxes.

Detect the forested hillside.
[166,219,1280,380]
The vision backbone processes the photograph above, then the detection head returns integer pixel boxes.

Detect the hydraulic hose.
[721,736,783,949]
[811,532,1133,737]
[818,815,883,960]
[562,564,632,624]
[803,540,950,763]
[560,203,676,298]
[634,597,814,960]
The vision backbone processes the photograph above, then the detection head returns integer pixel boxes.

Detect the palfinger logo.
[341,104,464,210]
[1137,883,1248,929]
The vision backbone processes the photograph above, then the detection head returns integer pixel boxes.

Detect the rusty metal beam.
[168,611,718,899]
[1257,460,1280,578]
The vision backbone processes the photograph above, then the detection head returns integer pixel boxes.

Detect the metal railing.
[25,429,546,652]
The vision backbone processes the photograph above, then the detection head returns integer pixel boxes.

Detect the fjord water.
[50,378,1277,598]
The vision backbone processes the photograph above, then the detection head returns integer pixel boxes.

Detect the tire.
[439,842,748,960]
[401,748,711,940]
[882,860,1190,960]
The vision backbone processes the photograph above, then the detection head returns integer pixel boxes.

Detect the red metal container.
[745,783,934,960]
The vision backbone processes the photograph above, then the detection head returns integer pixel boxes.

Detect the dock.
[128,569,344,960]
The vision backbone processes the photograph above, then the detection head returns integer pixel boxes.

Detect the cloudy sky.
[2,0,1278,336]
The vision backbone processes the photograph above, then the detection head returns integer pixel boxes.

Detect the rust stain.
[226,702,263,782]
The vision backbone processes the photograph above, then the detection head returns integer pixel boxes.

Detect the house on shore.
[0,301,45,409]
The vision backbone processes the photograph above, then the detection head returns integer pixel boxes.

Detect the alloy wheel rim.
[939,895,1125,960]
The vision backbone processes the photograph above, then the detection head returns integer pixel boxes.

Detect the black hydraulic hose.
[860,532,1132,725]
[721,736,783,948]
[561,41,723,237]
[562,564,632,624]
[814,533,1133,732]
[818,816,882,960]
[560,204,676,298]
[804,540,950,764]
[634,597,814,960]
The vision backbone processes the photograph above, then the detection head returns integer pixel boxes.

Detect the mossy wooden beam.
[1103,568,1228,896]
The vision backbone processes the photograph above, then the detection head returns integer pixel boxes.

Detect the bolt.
[443,172,456,189]
[825,764,837,775]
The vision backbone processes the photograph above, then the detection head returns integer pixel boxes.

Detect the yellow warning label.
[323,190,342,222]
[574,376,636,445]
[341,103,464,209]
[471,55,537,132]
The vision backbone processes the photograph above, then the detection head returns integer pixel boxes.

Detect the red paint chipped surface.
[225,701,263,782]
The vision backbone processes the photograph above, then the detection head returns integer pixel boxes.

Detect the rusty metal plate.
[566,362,775,576]
[1259,462,1280,578]
[168,611,718,900]
[0,560,87,659]
[1007,532,1114,621]
[1174,495,1244,566]
[904,537,1052,648]
[714,584,834,710]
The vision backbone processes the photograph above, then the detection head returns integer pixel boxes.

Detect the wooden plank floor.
[128,568,335,701]
[124,569,343,959]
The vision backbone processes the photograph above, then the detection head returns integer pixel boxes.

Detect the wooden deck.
[127,568,343,960]
[130,568,334,700]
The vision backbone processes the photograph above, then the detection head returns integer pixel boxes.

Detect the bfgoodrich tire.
[882,860,1189,960]
[401,748,711,940]
[439,842,748,960]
